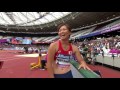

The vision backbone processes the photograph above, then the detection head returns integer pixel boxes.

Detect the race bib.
[56,58,70,67]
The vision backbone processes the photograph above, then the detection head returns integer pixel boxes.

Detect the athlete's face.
[58,25,71,40]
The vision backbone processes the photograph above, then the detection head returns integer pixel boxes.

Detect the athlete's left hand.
[78,61,92,71]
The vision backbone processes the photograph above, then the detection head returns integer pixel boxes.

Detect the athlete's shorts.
[54,70,73,78]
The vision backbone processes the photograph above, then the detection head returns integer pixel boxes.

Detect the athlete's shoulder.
[71,44,77,48]
[71,44,79,51]
[49,40,59,48]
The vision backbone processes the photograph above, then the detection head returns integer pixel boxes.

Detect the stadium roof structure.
[0,12,120,34]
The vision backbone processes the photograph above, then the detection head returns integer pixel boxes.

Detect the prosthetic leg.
[30,54,41,70]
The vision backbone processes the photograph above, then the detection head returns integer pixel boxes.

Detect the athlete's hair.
[57,23,71,32]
